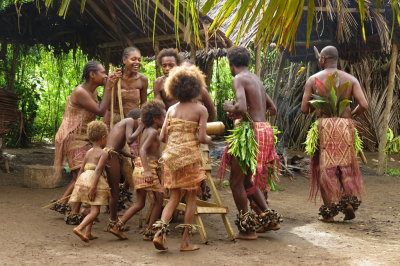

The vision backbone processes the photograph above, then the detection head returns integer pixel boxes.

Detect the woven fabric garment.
[217,121,280,195]
[162,118,206,190]
[54,97,95,172]
[310,118,365,202]
[69,163,110,206]
[131,157,165,193]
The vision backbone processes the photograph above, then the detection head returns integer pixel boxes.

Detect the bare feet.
[343,204,356,221]
[73,228,89,243]
[180,245,200,252]
[236,232,257,240]
[319,217,335,223]
[143,235,153,241]
[87,234,98,240]
[109,227,128,240]
[153,232,168,250]
[268,224,281,231]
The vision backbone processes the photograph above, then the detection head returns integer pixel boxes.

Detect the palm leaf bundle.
[226,114,258,175]
[309,71,352,117]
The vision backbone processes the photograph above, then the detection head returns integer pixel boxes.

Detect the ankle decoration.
[118,184,133,211]
[64,213,85,225]
[115,219,125,230]
[319,204,339,220]
[201,185,212,201]
[152,220,170,236]
[235,210,257,233]
[143,228,155,238]
[175,224,199,235]
[257,209,283,229]
[50,201,71,214]
[338,196,361,212]
[105,219,118,231]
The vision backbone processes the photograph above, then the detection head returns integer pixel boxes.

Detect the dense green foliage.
[0,43,277,147]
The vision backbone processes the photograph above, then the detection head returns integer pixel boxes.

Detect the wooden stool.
[162,149,235,243]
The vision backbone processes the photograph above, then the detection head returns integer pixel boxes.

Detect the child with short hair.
[153,65,211,252]
[109,100,166,240]
[69,121,110,242]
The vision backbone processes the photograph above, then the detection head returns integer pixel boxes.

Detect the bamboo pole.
[377,42,398,175]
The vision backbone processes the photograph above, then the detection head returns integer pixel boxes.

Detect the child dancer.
[109,100,166,240]
[69,121,110,242]
[153,65,211,252]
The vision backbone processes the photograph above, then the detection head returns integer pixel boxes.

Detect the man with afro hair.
[219,46,282,240]
[153,49,215,122]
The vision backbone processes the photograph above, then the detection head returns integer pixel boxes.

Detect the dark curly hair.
[157,48,183,67]
[87,121,108,143]
[141,100,166,127]
[227,46,250,67]
[81,61,101,82]
[165,65,205,102]
[127,108,141,119]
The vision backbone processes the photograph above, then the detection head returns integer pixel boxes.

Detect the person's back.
[301,46,368,118]
[153,64,210,252]
[220,46,281,240]
[168,101,205,123]
[301,46,367,223]
[310,69,360,118]
[235,71,267,122]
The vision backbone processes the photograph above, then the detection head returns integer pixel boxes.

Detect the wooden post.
[104,48,111,74]
[377,42,398,175]
[272,49,287,104]
[190,42,196,64]
[7,44,20,91]
[255,44,262,77]
[204,58,214,89]
[154,41,162,78]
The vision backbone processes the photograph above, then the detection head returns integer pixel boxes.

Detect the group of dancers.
[50,45,367,251]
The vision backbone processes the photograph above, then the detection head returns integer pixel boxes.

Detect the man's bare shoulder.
[337,70,358,83]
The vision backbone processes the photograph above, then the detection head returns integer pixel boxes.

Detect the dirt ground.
[0,145,400,265]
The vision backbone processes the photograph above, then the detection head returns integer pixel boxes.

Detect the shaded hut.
[0,1,231,72]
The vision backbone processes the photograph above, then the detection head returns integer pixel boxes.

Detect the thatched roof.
[289,1,396,62]
[0,0,231,64]
[205,0,399,62]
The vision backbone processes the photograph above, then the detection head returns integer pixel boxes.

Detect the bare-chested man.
[53,61,121,224]
[103,109,141,227]
[301,46,368,222]
[221,46,281,240]
[153,48,216,122]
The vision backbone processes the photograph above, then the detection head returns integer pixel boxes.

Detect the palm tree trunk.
[377,42,398,175]
[255,44,261,77]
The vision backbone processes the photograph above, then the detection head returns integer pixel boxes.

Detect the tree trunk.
[154,41,162,78]
[255,44,262,77]
[7,44,20,91]
[190,42,196,64]
[204,58,214,89]
[377,43,398,175]
[272,49,287,103]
